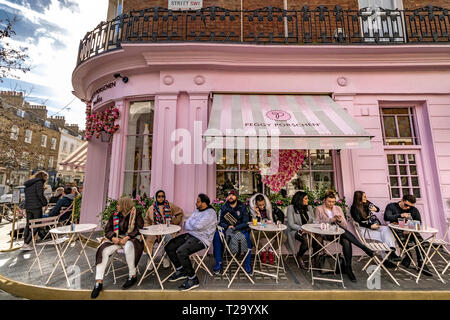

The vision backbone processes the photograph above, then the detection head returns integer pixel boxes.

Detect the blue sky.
[0,0,108,129]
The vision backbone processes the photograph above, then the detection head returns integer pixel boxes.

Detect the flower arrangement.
[260,150,306,192]
[85,102,120,140]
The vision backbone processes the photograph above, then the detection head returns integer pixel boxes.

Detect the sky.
[0,0,109,130]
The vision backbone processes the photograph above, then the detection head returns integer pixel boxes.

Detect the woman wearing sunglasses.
[143,190,184,268]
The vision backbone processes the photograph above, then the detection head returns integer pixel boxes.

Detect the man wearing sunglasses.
[384,194,432,276]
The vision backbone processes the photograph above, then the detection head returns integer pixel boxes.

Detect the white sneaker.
[163,257,170,269]
[20,244,32,251]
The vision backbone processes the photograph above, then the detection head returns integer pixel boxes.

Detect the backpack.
[225,228,248,256]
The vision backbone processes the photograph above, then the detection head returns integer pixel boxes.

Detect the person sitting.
[383,194,432,276]
[143,190,184,268]
[91,196,144,299]
[165,194,217,291]
[48,187,64,204]
[48,187,76,222]
[212,189,252,275]
[315,190,374,282]
[248,192,286,265]
[350,191,400,267]
[286,191,314,270]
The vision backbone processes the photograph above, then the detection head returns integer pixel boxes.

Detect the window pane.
[391,188,400,198]
[382,108,409,115]
[410,165,417,175]
[402,188,410,196]
[387,154,396,164]
[312,171,334,190]
[397,154,405,164]
[123,172,151,198]
[240,171,262,195]
[398,116,412,137]
[383,116,397,137]
[390,177,398,186]
[125,135,152,171]
[388,165,397,175]
[411,177,419,187]
[413,188,421,198]
[216,171,239,198]
[294,172,311,191]
[310,150,333,170]
[401,177,409,186]
[128,101,154,135]
[408,154,416,164]
[399,165,407,175]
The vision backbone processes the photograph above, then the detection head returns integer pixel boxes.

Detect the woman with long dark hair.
[286,191,314,269]
[350,190,399,263]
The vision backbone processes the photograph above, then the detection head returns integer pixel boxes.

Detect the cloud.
[0,0,108,129]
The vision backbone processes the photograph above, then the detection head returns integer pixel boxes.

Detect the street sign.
[168,0,202,10]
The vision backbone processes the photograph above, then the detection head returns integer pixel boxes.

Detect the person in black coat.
[22,171,49,250]
[48,187,64,204]
[48,187,75,222]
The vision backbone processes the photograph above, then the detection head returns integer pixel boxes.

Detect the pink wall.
[74,43,450,239]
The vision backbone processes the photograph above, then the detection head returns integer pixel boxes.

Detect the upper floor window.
[63,141,67,152]
[50,137,57,150]
[381,107,419,145]
[10,125,19,140]
[358,0,401,9]
[25,130,32,144]
[70,143,74,153]
[48,156,54,169]
[41,134,47,147]
[38,155,45,169]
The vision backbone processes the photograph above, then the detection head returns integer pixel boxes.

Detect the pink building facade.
[72,8,450,239]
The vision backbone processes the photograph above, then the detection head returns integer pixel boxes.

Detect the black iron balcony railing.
[77,5,450,66]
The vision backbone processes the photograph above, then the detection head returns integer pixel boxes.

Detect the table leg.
[414,233,445,284]
[46,233,71,287]
[71,232,94,273]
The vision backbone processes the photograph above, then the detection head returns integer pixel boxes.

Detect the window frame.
[24,130,32,144]
[50,137,57,150]
[41,134,47,147]
[10,125,19,140]
[380,106,420,146]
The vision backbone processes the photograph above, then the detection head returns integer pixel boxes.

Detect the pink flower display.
[84,102,120,140]
[260,150,306,192]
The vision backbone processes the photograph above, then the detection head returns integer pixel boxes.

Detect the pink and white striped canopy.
[204,94,372,150]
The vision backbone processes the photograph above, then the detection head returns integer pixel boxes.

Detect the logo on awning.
[266,110,291,121]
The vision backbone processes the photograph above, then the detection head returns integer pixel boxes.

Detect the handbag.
[367,214,381,226]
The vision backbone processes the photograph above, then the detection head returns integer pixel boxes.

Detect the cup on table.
[398,218,405,228]
[252,217,258,226]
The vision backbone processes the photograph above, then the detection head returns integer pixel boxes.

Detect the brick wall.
[123,0,447,13]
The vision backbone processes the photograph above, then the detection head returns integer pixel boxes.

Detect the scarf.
[112,209,137,238]
[153,200,171,225]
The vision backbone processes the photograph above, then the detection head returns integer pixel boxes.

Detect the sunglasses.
[157,195,165,198]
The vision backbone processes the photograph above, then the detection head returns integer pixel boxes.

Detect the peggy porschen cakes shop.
[72,42,450,239]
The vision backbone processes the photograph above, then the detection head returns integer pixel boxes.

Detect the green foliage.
[303,185,349,217]
[73,194,82,222]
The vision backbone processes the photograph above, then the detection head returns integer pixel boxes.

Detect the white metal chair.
[425,218,450,276]
[190,242,213,277]
[218,227,254,288]
[352,220,400,286]
[27,216,69,275]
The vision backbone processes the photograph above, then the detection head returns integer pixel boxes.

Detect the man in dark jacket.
[384,194,432,277]
[48,187,75,221]
[22,171,48,250]
[212,189,252,275]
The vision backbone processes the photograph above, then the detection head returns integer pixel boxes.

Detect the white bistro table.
[302,223,346,288]
[388,223,445,284]
[46,223,97,287]
[138,224,181,289]
[250,222,287,283]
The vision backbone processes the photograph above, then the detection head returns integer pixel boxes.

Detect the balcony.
[76,5,449,67]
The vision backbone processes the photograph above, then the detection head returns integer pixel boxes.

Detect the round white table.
[249,222,287,283]
[302,223,346,288]
[388,223,445,284]
[46,223,97,287]
[138,224,181,289]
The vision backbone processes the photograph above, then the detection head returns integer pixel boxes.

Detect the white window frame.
[50,137,57,150]
[41,134,47,147]
[62,141,67,152]
[70,143,74,153]
[25,130,32,144]
[48,156,54,169]
[10,125,19,140]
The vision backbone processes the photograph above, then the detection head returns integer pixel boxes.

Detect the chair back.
[351,220,368,246]
[29,215,59,229]
[57,204,74,226]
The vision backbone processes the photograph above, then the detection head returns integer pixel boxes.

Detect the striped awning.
[203,94,373,150]
[59,141,88,170]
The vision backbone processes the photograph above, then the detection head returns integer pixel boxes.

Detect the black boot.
[418,261,433,277]
[389,251,402,262]
[90,283,103,299]
[122,276,137,289]
[345,266,357,282]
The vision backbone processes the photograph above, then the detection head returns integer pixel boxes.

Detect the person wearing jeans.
[212,189,252,275]
[165,193,217,291]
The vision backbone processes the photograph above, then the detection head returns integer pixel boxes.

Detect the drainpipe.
[284,0,288,39]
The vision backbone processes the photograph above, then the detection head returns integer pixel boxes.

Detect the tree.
[0,16,30,82]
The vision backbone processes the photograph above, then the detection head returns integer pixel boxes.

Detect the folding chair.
[27,216,69,275]
[352,220,400,286]
[190,243,213,277]
[284,236,300,269]
[218,227,254,288]
[104,248,142,284]
[425,218,450,276]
